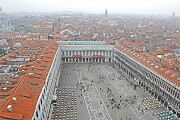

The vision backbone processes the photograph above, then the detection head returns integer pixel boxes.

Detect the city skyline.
[0,0,180,16]
[0,1,180,119]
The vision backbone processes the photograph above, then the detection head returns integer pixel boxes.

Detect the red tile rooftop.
[115,44,180,86]
[0,40,58,119]
[0,34,17,39]
[52,32,66,40]
[26,34,48,39]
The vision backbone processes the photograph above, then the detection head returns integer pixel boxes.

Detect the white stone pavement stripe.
[107,66,157,120]
[76,67,112,120]
[100,66,141,120]
[87,68,112,120]
[76,68,92,120]
[101,65,157,120]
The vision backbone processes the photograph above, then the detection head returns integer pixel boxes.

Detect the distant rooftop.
[0,40,58,119]
[58,41,106,45]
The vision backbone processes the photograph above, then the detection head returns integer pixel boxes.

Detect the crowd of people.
[58,63,171,120]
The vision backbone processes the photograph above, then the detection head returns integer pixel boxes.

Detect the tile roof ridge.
[0,60,36,109]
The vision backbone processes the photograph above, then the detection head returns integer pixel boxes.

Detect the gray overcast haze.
[0,0,179,16]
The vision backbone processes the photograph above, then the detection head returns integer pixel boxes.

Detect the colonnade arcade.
[61,49,113,63]
[62,57,107,63]
[113,50,180,118]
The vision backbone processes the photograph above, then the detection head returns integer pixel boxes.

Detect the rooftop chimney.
[20,65,23,67]
[32,66,34,71]
[7,105,12,112]
[21,70,25,75]
[14,75,18,79]
[37,59,40,63]
[11,74,14,78]
[29,73,33,78]
[3,87,7,92]
[12,97,17,104]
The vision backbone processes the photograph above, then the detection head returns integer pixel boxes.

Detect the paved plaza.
[51,63,176,120]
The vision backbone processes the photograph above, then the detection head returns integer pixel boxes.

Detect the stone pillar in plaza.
[65,58,67,63]
[88,58,90,63]
[72,58,74,63]
[105,58,107,62]
[85,58,87,62]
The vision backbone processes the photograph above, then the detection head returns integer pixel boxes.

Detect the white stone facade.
[31,46,62,120]
[61,45,114,63]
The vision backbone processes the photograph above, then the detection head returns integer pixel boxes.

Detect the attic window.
[165,71,170,74]
[140,57,142,59]
[29,82,37,85]
[137,55,139,57]
[45,56,50,58]
[171,74,176,77]
[160,68,164,71]
[39,64,45,67]
[177,77,180,81]
[143,59,146,61]
[151,63,154,66]
[155,66,159,68]
[147,61,150,63]
[20,93,31,98]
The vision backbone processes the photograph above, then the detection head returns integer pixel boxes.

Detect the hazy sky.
[0,0,179,16]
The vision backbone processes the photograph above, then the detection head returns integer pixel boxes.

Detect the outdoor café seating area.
[155,110,178,120]
[51,87,77,120]
[141,97,162,110]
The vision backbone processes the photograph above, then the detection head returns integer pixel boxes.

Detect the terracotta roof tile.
[115,44,180,86]
[0,40,58,119]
